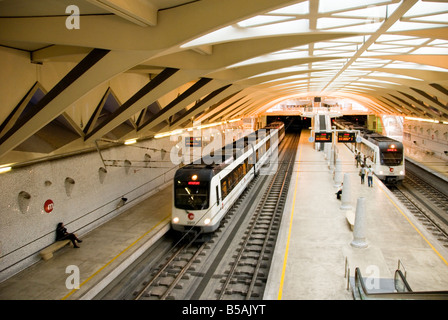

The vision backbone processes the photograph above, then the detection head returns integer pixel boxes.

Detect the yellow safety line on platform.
[380,186,448,267]
[277,141,303,300]
[61,215,171,300]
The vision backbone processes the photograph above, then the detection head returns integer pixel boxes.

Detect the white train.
[334,120,405,184]
[171,122,285,234]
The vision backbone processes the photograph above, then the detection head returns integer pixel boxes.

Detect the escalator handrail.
[354,267,448,300]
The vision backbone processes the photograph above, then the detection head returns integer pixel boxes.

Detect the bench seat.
[39,240,71,261]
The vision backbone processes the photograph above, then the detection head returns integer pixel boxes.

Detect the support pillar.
[334,158,343,187]
[340,173,352,210]
[351,197,368,249]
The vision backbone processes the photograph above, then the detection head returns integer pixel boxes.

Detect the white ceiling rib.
[0,0,447,164]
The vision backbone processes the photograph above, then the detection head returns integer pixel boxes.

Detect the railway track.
[388,161,448,249]
[118,133,299,300]
[215,134,298,300]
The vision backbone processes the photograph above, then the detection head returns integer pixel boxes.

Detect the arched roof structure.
[0,0,447,165]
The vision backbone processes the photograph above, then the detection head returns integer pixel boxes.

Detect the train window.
[381,150,403,166]
[175,181,209,210]
[221,180,228,199]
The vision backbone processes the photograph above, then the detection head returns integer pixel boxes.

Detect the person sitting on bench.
[336,183,343,200]
[56,222,82,248]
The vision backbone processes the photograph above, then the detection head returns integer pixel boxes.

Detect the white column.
[351,197,368,249]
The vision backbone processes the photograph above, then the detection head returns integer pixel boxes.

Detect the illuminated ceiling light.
[405,117,438,123]
[0,166,12,174]
[124,138,137,145]
[154,129,184,139]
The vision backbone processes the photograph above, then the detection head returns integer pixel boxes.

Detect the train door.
[216,185,220,207]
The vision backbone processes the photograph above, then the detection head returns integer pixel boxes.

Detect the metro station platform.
[264,130,448,299]
[1,130,448,301]
[0,186,173,300]
[405,144,448,182]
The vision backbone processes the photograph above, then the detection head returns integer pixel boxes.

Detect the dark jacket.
[56,223,68,241]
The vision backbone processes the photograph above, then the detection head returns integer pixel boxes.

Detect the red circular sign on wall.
[44,199,54,213]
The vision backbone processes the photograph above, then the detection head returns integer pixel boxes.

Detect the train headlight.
[191,174,198,181]
[172,217,179,224]
[204,218,211,225]
[379,171,384,175]
[400,171,404,175]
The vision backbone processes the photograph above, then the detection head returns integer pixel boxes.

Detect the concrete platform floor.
[264,130,448,300]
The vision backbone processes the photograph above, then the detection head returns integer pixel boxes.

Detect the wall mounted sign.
[44,199,54,213]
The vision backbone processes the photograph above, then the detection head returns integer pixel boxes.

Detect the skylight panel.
[375,36,429,46]
[383,63,448,72]
[313,50,356,57]
[374,34,417,42]
[181,19,310,48]
[227,51,310,68]
[408,13,448,24]
[387,20,444,32]
[332,5,387,18]
[411,47,448,55]
[368,71,422,80]
[313,42,359,51]
[429,39,448,46]
[360,78,399,85]
[330,35,367,44]
[237,15,295,28]
[318,0,395,14]
[402,1,448,18]
[324,20,382,33]
[250,67,309,78]
[316,17,366,30]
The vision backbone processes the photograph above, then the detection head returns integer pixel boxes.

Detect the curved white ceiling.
[0,0,447,162]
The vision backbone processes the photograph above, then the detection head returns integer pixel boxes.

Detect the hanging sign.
[315,131,332,143]
[185,137,202,147]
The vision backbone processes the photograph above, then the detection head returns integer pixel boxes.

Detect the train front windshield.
[380,147,403,166]
[175,181,209,210]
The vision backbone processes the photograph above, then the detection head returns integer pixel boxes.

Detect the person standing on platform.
[367,165,374,187]
[355,152,361,168]
[359,164,366,184]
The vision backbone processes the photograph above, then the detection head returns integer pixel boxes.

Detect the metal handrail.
[354,267,448,300]
[395,269,412,293]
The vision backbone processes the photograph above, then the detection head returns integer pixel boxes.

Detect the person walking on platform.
[359,164,366,184]
[355,152,361,168]
[56,222,83,248]
[367,165,374,187]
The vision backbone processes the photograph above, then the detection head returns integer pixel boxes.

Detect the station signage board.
[315,131,332,143]
[185,137,202,147]
[337,132,357,143]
